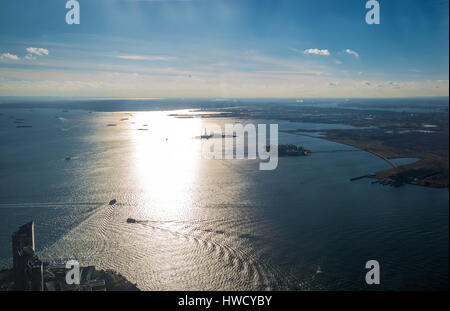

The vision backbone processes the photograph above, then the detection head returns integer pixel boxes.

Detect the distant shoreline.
[282,129,448,188]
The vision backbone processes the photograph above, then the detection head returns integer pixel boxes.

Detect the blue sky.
[0,0,448,97]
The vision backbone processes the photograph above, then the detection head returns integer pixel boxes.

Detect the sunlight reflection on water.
[0,108,447,290]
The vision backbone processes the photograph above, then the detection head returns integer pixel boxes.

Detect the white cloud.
[26,47,49,56]
[289,47,302,54]
[0,53,20,61]
[345,49,359,57]
[116,55,174,61]
[303,49,330,56]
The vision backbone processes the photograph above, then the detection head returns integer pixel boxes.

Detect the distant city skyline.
[0,0,449,97]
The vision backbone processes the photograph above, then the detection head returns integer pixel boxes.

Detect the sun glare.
[130,111,203,218]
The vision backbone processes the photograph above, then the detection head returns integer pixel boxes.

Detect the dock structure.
[363,150,398,169]
[350,174,375,182]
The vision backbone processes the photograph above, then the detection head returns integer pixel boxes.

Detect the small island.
[267,144,312,157]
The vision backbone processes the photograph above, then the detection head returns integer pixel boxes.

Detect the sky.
[0,0,448,98]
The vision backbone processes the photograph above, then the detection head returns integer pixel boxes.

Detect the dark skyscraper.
[11,222,43,291]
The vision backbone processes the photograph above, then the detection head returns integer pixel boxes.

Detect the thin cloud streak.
[116,55,176,61]
[345,49,359,57]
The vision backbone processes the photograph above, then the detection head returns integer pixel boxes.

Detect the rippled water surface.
[0,108,448,290]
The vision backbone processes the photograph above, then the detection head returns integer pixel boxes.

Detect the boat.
[109,199,117,205]
[126,218,136,224]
